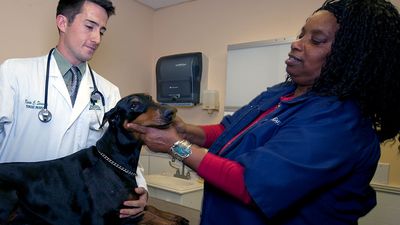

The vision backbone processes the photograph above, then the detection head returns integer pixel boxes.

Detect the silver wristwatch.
[170,140,192,161]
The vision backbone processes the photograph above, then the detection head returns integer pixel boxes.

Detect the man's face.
[58,1,109,65]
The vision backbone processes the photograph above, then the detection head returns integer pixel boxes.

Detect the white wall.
[0,0,154,97]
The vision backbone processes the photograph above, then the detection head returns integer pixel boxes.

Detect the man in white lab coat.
[0,0,147,218]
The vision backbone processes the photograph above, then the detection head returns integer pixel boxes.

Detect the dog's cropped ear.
[101,93,152,129]
[100,107,121,129]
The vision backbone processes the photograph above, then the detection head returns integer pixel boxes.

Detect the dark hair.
[312,0,400,143]
[56,0,115,22]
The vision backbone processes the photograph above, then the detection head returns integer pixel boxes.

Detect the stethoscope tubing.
[44,48,53,110]
[38,48,104,123]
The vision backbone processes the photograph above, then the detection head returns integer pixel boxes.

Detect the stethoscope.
[38,48,105,123]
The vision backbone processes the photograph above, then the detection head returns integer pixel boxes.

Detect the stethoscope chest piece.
[38,108,52,123]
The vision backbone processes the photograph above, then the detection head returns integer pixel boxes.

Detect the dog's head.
[98,94,177,179]
[101,93,176,146]
[101,93,177,149]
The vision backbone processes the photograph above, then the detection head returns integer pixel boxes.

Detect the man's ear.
[56,15,68,33]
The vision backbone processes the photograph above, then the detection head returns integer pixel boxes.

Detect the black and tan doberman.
[0,93,187,225]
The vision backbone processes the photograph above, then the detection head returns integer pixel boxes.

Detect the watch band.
[170,140,192,161]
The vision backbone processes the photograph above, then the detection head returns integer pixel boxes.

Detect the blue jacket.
[201,83,380,225]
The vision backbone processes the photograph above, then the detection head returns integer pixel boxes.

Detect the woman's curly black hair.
[312,0,400,143]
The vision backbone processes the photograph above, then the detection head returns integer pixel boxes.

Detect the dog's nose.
[163,107,177,121]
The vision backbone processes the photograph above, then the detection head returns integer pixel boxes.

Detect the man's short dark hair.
[57,0,115,22]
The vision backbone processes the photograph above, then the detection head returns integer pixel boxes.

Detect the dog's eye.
[130,103,146,113]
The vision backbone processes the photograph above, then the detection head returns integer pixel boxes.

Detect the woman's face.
[285,10,339,89]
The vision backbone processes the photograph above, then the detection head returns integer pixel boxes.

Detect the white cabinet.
[145,174,204,210]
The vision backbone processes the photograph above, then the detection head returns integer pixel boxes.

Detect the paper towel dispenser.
[156,52,203,106]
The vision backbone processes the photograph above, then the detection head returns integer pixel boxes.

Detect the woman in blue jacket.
[128,0,400,224]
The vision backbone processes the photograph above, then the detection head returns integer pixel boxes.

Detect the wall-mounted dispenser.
[156,52,204,106]
[202,90,219,114]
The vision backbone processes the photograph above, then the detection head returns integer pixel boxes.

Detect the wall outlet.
[371,162,390,184]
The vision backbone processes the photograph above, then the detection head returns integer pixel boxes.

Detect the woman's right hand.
[172,116,188,139]
[127,123,180,153]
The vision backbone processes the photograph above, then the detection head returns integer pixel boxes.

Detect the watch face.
[171,140,192,160]
[175,145,187,156]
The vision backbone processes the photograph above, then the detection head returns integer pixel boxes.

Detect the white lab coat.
[0,53,146,188]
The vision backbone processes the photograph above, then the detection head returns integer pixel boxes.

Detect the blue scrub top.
[200,82,380,225]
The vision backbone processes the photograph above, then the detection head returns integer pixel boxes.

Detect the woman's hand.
[125,122,180,153]
[172,116,188,139]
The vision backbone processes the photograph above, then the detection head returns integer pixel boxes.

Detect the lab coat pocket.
[88,106,104,131]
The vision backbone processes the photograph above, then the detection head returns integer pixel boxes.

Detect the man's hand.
[119,187,148,218]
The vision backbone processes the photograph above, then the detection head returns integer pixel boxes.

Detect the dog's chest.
[12,149,138,225]
[78,150,138,224]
